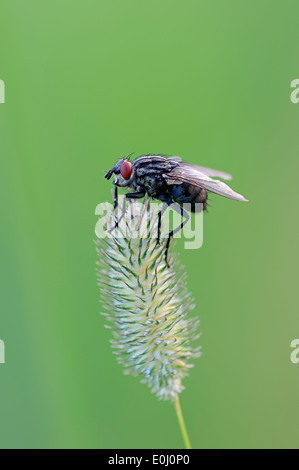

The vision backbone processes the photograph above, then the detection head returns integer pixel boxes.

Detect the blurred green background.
[0,0,299,449]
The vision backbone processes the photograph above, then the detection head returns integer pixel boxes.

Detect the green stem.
[174,394,192,449]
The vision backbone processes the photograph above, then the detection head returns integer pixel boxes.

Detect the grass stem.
[174,393,192,449]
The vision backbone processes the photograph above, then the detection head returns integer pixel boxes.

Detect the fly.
[105,154,248,263]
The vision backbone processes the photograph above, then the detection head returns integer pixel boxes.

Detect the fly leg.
[112,184,119,229]
[125,191,146,200]
[157,202,170,245]
[108,185,123,234]
[108,190,145,234]
[164,203,190,266]
[113,184,118,210]
[119,191,146,226]
[156,196,172,246]
[124,191,146,220]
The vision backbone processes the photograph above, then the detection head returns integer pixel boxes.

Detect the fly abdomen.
[171,183,207,212]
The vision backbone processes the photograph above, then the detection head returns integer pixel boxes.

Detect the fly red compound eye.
[121,160,132,180]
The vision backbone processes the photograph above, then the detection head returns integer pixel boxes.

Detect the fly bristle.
[126,152,135,161]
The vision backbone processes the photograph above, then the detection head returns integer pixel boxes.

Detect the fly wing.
[163,163,248,202]
[181,163,232,181]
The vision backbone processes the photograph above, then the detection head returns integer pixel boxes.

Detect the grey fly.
[105,154,248,263]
